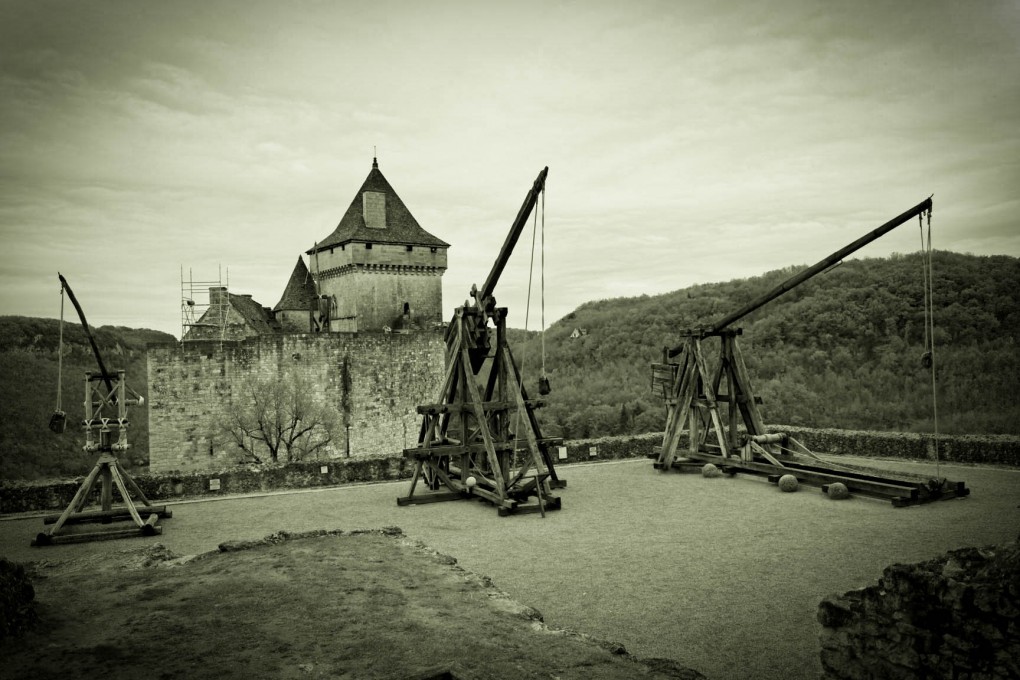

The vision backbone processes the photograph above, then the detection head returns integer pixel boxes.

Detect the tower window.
[403,302,410,315]
[406,245,413,252]
[430,247,437,253]
[365,243,373,250]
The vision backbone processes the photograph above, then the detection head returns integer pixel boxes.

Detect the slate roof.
[274,257,318,312]
[307,159,449,254]
[229,293,281,334]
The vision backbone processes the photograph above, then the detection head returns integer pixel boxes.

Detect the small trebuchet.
[398,167,564,516]
[33,275,171,546]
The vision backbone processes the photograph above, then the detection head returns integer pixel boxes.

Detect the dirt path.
[3,457,1018,679]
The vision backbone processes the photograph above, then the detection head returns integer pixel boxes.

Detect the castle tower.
[273,257,319,332]
[307,158,449,332]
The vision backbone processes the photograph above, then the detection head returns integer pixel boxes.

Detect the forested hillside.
[508,251,1020,440]
[0,317,175,480]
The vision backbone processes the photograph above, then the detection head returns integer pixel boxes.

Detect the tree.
[224,374,339,464]
[618,403,632,434]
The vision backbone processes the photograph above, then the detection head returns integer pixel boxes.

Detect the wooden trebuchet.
[33,276,171,546]
[398,168,563,516]
[33,370,172,546]
[651,198,969,506]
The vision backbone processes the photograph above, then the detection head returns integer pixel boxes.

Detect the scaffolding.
[181,265,229,343]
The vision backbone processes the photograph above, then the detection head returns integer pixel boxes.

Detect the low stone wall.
[566,426,1020,468]
[547,432,664,466]
[2,427,1017,515]
[777,426,1019,467]
[0,454,414,515]
[817,539,1020,680]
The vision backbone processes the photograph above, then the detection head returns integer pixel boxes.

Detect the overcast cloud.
[1,0,1017,337]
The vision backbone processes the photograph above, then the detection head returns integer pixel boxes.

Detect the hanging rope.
[919,206,940,479]
[540,186,548,388]
[919,218,932,368]
[524,194,539,333]
[49,282,67,433]
[57,284,64,410]
[522,190,540,367]
[520,186,549,390]
[509,187,550,466]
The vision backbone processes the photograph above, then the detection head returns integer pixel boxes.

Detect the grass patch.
[0,529,702,680]
[1,456,1017,680]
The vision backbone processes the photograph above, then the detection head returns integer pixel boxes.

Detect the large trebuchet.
[652,197,969,506]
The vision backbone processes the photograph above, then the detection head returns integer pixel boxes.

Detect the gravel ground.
[2,456,1018,680]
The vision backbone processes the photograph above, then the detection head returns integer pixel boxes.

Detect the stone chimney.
[208,286,229,324]
[209,286,228,308]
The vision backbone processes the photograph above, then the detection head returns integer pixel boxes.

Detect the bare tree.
[224,374,338,464]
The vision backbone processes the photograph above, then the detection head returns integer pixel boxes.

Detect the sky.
[1,0,1017,338]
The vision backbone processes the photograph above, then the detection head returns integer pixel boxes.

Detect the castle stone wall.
[320,269,443,332]
[276,308,311,333]
[147,332,445,474]
[348,269,442,331]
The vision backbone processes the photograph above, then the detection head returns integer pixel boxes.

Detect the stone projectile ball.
[778,474,799,492]
[465,476,477,488]
[702,463,723,478]
[827,482,850,500]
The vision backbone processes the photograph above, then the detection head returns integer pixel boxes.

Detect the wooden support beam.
[116,458,154,506]
[658,346,697,469]
[46,461,103,537]
[459,346,507,497]
[142,513,160,536]
[397,491,464,507]
[692,338,732,460]
[35,455,167,546]
[504,345,565,489]
[505,495,562,515]
[702,196,933,336]
[42,506,171,525]
[749,441,786,468]
[109,462,144,527]
[403,437,563,459]
[668,450,970,505]
[727,335,768,437]
[416,399,546,415]
[33,523,163,546]
[765,470,918,500]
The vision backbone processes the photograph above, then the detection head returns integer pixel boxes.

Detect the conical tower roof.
[307,158,449,254]
[274,257,318,312]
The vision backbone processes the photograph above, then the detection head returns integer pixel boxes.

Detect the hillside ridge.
[0,317,175,480]
[508,251,1019,439]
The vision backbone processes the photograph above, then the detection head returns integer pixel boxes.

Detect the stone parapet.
[818,540,1020,679]
[3,428,1017,515]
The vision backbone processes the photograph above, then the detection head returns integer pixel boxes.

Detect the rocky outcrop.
[0,558,36,640]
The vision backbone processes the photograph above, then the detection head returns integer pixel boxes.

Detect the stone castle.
[148,159,449,473]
